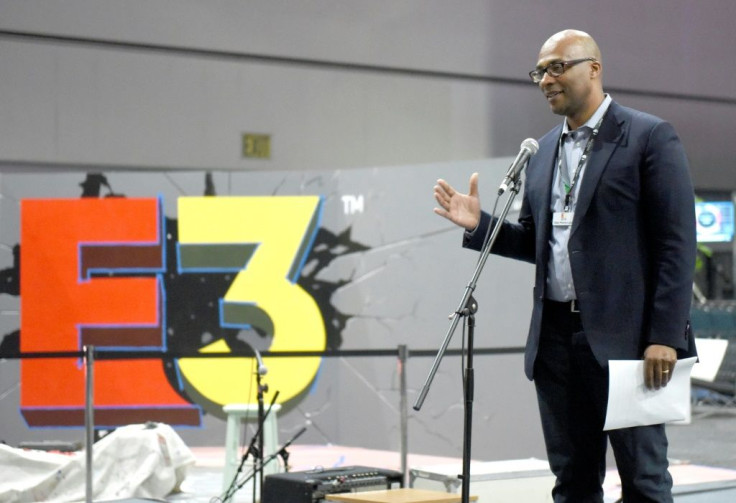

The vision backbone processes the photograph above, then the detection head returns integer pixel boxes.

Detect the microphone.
[252,348,268,376]
[498,138,539,195]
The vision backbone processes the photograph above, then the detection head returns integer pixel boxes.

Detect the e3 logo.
[20,195,326,427]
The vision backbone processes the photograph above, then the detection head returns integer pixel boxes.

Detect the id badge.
[552,211,574,226]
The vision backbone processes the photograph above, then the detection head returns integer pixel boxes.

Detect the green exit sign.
[242,134,271,159]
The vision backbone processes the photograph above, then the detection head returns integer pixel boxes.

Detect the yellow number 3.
[176,196,326,412]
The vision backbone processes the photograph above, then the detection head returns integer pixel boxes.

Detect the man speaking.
[433,29,697,502]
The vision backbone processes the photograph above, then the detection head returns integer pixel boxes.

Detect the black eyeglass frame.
[529,57,597,83]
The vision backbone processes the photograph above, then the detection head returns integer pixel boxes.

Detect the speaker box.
[263,466,403,503]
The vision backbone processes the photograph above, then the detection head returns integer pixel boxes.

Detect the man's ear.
[590,60,602,78]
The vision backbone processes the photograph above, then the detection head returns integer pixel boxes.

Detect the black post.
[255,369,267,502]
[461,301,476,503]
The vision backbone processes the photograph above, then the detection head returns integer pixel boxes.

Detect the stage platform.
[169,443,736,503]
[4,406,733,502]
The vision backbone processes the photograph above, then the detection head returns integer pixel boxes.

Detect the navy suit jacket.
[465,101,698,380]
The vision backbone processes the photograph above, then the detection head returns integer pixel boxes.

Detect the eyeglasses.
[529,58,597,83]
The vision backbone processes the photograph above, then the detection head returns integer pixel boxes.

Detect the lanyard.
[557,113,606,211]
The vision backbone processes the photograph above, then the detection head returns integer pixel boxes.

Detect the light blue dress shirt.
[545,94,612,301]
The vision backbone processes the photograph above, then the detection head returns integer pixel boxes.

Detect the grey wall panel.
[1,2,735,189]
[0,39,488,171]
[5,37,723,187]
[1,1,735,98]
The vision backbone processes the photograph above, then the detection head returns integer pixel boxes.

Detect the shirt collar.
[562,94,612,136]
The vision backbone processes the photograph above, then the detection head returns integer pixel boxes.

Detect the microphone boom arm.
[414,180,524,411]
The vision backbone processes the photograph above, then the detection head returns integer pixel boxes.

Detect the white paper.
[692,338,728,382]
[603,357,697,431]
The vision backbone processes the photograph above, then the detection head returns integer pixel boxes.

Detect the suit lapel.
[527,127,559,233]
[570,103,626,236]
[525,127,559,271]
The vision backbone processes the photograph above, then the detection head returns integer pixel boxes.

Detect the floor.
[163,404,736,503]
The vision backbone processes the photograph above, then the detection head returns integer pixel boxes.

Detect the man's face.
[535,38,595,123]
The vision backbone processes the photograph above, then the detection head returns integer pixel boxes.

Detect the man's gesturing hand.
[433,172,482,231]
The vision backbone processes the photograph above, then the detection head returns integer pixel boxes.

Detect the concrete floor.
[667,408,736,470]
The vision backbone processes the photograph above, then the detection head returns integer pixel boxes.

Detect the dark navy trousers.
[534,300,673,503]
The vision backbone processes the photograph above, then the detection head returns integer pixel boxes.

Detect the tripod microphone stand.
[229,424,309,502]
[220,349,276,503]
[221,389,279,503]
[414,172,525,503]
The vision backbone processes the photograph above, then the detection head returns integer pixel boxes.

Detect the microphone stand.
[221,390,280,503]
[414,176,524,503]
[254,369,268,503]
[276,425,307,473]
[232,425,309,498]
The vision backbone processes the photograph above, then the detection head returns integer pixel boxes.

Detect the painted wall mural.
[0,163,540,461]
[3,173,371,428]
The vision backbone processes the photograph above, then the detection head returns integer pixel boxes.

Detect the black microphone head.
[521,138,539,155]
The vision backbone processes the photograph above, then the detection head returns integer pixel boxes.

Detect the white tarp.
[0,422,195,502]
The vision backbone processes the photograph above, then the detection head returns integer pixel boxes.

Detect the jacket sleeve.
[462,194,537,265]
[640,120,696,351]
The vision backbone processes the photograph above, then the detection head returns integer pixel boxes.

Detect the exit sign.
[242,134,271,159]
